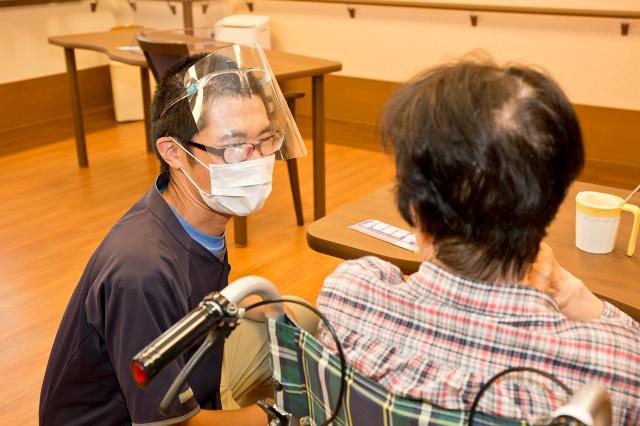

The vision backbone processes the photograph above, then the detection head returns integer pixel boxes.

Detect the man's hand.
[525,243,604,320]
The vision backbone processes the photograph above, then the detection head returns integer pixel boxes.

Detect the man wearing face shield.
[40,47,307,426]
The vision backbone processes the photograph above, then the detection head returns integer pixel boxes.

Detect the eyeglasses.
[187,131,284,164]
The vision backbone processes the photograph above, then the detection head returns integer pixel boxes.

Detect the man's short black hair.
[150,54,206,175]
[381,57,584,281]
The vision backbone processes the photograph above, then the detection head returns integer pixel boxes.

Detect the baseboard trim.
[2,70,638,188]
[285,75,639,188]
[0,106,116,157]
[0,66,115,155]
[294,112,639,189]
[0,66,113,126]
[581,159,640,189]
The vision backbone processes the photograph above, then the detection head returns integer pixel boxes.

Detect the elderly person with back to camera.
[315,58,640,424]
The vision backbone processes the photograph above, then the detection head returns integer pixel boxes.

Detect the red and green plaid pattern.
[314,257,640,424]
[267,317,530,426]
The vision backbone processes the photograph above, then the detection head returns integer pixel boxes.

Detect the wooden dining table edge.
[308,228,639,321]
[307,182,639,322]
[276,64,342,81]
[48,35,148,67]
[48,36,113,55]
[47,33,343,75]
[306,225,421,275]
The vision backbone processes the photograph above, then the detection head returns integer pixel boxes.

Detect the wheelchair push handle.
[550,382,612,426]
[131,276,284,388]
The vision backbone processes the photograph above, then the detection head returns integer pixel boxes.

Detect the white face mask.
[174,140,275,216]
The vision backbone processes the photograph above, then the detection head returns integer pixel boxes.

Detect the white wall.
[115,0,228,33]
[2,0,118,83]
[231,0,640,110]
[0,0,228,84]
[3,0,639,109]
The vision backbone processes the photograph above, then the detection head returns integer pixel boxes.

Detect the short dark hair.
[151,54,206,175]
[381,57,584,281]
[150,53,268,174]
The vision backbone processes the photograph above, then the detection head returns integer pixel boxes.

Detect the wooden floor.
[0,118,395,424]
[1,110,636,425]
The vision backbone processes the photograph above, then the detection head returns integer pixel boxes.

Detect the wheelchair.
[131,277,613,426]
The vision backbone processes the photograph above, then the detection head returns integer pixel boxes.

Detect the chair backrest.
[136,33,190,82]
[267,317,530,426]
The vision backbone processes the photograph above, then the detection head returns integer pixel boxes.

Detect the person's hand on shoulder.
[525,243,604,320]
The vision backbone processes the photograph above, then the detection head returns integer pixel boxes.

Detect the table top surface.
[48,28,343,79]
[308,181,640,319]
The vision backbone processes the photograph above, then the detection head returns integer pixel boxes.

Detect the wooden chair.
[135,33,191,82]
[136,34,305,247]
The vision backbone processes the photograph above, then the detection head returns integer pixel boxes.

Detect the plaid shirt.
[316,257,640,425]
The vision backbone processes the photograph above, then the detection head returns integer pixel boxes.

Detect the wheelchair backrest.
[267,317,530,426]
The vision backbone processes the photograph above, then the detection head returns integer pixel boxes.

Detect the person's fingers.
[524,242,556,292]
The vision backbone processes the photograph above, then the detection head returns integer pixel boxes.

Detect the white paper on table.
[349,219,418,253]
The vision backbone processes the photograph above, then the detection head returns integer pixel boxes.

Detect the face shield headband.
[160,44,307,162]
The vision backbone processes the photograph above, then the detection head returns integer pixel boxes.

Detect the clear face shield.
[163,44,307,164]
[162,45,307,216]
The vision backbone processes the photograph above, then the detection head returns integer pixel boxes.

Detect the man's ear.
[156,137,185,169]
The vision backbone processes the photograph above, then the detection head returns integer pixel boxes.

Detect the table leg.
[140,67,153,153]
[64,47,88,168]
[234,216,248,247]
[182,1,194,29]
[312,75,326,219]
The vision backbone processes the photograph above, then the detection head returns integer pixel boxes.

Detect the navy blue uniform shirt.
[40,175,229,425]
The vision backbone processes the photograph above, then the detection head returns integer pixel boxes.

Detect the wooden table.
[48,28,342,220]
[308,181,640,321]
